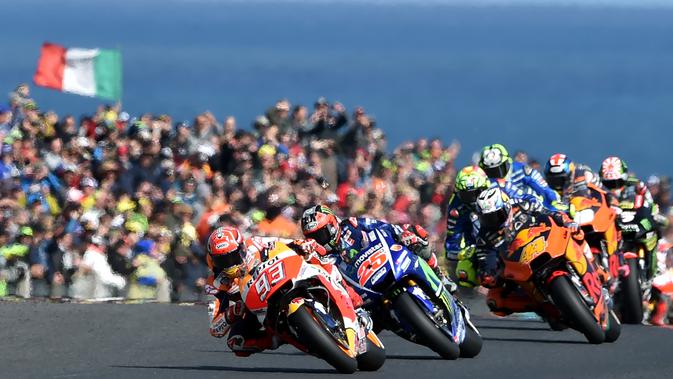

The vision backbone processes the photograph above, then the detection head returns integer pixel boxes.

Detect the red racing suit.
[205,236,363,356]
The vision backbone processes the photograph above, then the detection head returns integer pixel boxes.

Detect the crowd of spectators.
[0,84,460,301]
[2,83,671,303]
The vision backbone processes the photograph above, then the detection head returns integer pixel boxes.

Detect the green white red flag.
[33,42,122,101]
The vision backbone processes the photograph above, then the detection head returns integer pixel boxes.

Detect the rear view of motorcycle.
[569,184,641,324]
[616,204,659,323]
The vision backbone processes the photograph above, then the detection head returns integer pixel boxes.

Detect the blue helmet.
[544,153,575,192]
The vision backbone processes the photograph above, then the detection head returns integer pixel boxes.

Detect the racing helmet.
[476,187,512,230]
[544,153,575,192]
[301,205,341,251]
[207,226,245,278]
[479,144,512,179]
[600,156,629,190]
[455,165,490,204]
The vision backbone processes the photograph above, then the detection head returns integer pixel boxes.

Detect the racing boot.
[228,329,282,357]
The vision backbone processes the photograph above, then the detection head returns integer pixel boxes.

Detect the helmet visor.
[457,188,484,204]
[602,179,624,190]
[480,208,508,229]
[482,162,509,179]
[546,174,568,192]
[211,247,244,271]
[304,227,333,246]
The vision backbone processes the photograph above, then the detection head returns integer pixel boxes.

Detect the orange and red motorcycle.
[240,241,385,374]
[487,215,620,344]
[569,184,643,323]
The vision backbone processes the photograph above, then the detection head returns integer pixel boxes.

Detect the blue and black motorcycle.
[340,229,482,359]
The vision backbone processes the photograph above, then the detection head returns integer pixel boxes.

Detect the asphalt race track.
[2,299,673,379]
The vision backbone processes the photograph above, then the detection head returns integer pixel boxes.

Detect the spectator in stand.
[1,82,666,303]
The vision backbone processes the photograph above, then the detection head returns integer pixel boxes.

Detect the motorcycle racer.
[479,144,564,211]
[300,205,457,293]
[472,187,582,288]
[205,226,368,356]
[446,166,544,287]
[543,153,600,202]
[599,156,668,279]
[599,157,665,222]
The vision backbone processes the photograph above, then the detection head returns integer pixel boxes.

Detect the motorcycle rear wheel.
[618,259,644,324]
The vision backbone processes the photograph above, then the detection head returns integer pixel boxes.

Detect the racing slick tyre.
[618,259,644,324]
[604,310,621,343]
[546,317,569,331]
[356,333,386,371]
[459,321,482,358]
[288,305,358,374]
[548,275,605,344]
[393,292,460,360]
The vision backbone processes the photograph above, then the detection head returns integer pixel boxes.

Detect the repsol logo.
[354,242,383,267]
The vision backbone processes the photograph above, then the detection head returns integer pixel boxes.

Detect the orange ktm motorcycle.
[239,242,385,374]
[487,215,621,344]
[569,184,642,323]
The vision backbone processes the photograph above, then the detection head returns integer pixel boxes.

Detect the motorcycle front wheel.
[393,292,460,359]
[288,304,358,374]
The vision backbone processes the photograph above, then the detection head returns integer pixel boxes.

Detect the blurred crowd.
[3,83,671,303]
[0,84,460,301]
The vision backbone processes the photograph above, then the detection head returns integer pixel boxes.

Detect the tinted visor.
[480,208,508,230]
[457,188,484,204]
[211,247,243,270]
[482,162,509,179]
[304,227,332,246]
[602,179,624,190]
[546,174,568,192]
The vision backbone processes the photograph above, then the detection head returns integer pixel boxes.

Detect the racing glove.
[293,238,319,257]
[400,224,429,248]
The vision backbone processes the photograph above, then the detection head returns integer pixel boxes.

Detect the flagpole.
[116,44,123,109]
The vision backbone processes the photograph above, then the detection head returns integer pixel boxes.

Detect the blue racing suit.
[445,181,543,261]
[337,218,411,259]
[504,161,562,211]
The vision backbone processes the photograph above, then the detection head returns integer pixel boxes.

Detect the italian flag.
[34,42,122,101]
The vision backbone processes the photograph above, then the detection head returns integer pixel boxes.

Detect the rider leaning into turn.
[472,187,582,289]
[446,165,544,287]
[300,205,457,293]
[205,226,369,356]
[479,143,564,211]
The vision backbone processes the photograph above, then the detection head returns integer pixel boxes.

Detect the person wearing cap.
[0,226,34,297]
[126,239,169,301]
[265,99,291,134]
